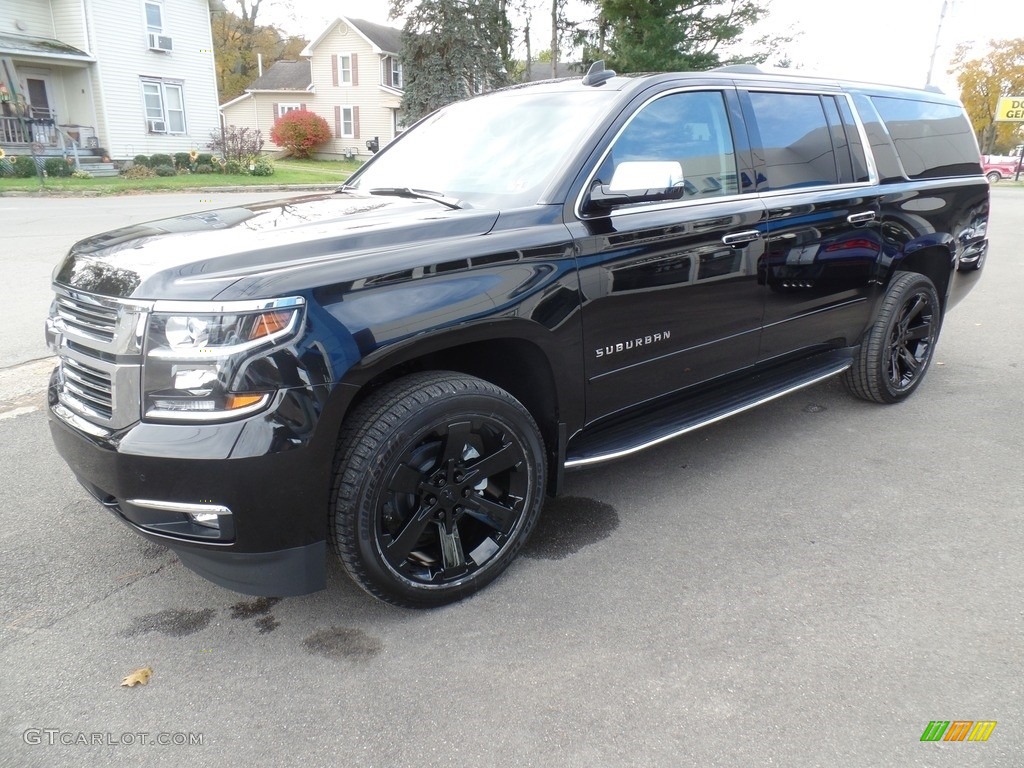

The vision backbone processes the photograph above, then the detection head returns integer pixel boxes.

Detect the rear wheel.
[843,272,942,404]
[331,372,545,607]
[986,171,1002,183]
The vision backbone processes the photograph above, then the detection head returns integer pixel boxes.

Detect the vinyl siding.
[3,0,56,38]
[51,0,89,52]
[306,19,401,159]
[221,92,300,151]
[87,0,220,159]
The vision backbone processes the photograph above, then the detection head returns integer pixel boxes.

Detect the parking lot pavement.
[0,189,1021,767]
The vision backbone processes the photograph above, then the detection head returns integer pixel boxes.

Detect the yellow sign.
[995,96,1024,121]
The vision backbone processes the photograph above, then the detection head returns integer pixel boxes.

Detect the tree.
[576,0,775,74]
[212,4,308,104]
[951,38,1024,155]
[391,0,513,123]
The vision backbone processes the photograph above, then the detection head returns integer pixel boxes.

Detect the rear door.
[739,88,883,363]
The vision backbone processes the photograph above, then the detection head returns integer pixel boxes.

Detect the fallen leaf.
[120,666,153,687]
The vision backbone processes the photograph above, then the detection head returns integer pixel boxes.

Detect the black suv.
[46,65,989,606]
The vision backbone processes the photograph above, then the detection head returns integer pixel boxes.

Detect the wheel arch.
[889,240,954,309]
[331,323,579,495]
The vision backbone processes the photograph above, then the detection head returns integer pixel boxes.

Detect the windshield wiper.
[366,187,465,210]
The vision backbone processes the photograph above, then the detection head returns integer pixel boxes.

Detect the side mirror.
[585,161,686,212]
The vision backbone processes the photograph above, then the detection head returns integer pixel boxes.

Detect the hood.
[52,192,501,301]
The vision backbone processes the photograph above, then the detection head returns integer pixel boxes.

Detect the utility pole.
[925,0,952,87]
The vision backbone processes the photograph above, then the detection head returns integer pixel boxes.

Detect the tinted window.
[748,92,838,190]
[601,90,739,201]
[851,94,903,182]
[871,96,982,179]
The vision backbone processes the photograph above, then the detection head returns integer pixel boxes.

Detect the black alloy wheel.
[844,271,942,404]
[331,372,545,607]
[884,284,938,394]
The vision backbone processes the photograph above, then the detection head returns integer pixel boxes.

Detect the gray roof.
[246,60,312,91]
[348,18,402,55]
[0,32,92,60]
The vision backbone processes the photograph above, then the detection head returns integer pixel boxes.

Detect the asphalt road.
[0,190,304,369]
[1,189,1022,767]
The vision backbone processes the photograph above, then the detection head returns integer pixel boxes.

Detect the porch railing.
[0,115,30,144]
[1,114,82,170]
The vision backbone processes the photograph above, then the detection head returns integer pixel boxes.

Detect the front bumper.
[47,370,334,597]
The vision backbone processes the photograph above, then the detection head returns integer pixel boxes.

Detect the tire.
[843,271,942,404]
[330,371,546,607]
[986,171,1001,183]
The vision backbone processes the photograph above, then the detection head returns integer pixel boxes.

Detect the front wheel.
[843,271,942,404]
[986,171,1002,183]
[331,372,545,607]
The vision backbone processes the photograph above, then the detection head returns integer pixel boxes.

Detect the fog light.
[189,511,220,529]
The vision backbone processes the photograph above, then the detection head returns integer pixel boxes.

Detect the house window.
[338,55,353,85]
[382,56,403,89]
[341,106,354,137]
[145,1,163,32]
[142,79,186,134]
[278,103,301,118]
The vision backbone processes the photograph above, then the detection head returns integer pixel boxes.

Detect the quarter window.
[747,92,838,190]
[871,96,982,179]
[599,90,739,202]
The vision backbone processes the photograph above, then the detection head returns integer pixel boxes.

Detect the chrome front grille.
[60,357,113,419]
[55,294,119,342]
[48,287,150,430]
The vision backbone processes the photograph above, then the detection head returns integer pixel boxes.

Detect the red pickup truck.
[983,155,1022,182]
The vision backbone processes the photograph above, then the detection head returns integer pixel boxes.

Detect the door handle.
[846,211,877,225]
[721,230,762,246]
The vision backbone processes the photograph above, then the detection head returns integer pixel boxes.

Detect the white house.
[220,16,405,160]
[0,0,222,163]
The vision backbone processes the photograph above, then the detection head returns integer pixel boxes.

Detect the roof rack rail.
[582,60,616,87]
[713,64,763,74]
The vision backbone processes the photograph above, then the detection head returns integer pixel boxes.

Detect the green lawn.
[0,157,362,194]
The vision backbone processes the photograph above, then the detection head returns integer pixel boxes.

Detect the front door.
[568,88,768,423]
[25,74,53,119]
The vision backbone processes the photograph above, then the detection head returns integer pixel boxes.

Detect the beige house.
[1,0,222,168]
[220,16,404,160]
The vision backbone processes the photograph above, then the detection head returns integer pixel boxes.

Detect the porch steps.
[77,161,118,178]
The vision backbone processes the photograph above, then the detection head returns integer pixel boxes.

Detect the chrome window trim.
[573,85,752,221]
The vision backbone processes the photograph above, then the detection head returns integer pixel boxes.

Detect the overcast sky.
[264,0,1003,96]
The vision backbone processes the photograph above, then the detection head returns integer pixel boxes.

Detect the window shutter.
[300,102,306,111]
[353,105,360,139]
[332,56,339,87]
[272,102,278,119]
[351,53,359,86]
[334,105,341,138]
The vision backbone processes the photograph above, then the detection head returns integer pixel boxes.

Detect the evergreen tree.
[579,0,773,73]
[392,0,513,122]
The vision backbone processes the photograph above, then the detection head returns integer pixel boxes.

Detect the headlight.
[143,297,305,421]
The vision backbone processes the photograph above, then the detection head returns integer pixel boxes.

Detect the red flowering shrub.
[270,110,332,158]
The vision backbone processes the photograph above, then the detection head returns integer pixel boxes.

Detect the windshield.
[347,89,614,208]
